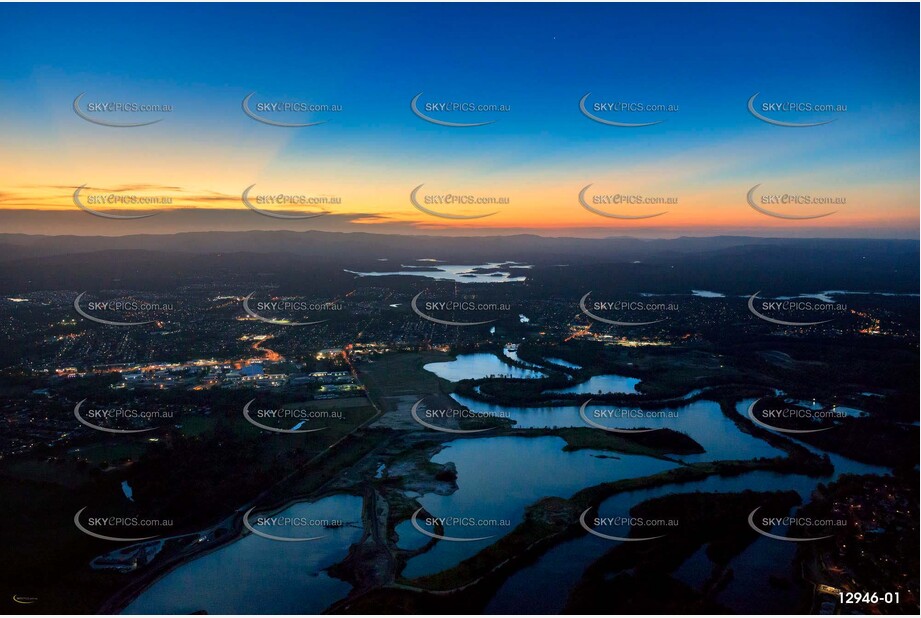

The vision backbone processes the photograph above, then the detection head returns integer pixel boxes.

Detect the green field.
[357,351,456,412]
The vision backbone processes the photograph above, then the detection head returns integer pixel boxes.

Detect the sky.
[0,3,918,238]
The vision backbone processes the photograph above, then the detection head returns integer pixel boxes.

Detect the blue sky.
[0,3,917,237]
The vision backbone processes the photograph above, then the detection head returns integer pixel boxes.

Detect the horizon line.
[0,229,917,242]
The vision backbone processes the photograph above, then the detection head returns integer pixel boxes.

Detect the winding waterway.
[450,393,785,463]
[484,398,889,614]
[124,368,891,615]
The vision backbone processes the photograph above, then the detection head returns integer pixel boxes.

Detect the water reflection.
[123,495,364,615]
[424,353,546,382]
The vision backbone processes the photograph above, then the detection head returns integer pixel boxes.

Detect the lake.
[545,374,640,395]
[123,494,364,615]
[424,353,546,382]
[345,262,531,283]
[395,436,678,579]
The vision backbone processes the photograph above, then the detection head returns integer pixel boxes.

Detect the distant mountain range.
[0,230,916,260]
[0,231,916,294]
